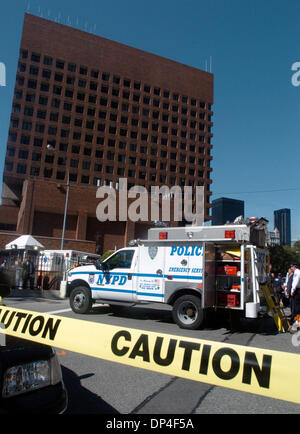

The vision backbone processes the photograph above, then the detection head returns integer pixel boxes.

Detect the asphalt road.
[2,290,300,415]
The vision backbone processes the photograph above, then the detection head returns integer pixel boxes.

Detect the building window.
[44,56,53,66]
[64,102,72,111]
[22,121,32,131]
[89,95,97,104]
[56,171,65,180]
[48,126,57,135]
[17,163,27,174]
[44,167,53,178]
[73,131,81,140]
[42,69,51,79]
[5,162,13,172]
[65,89,73,98]
[90,82,97,91]
[31,53,40,62]
[39,96,48,106]
[56,60,65,69]
[7,147,15,157]
[68,63,76,72]
[32,152,41,161]
[15,90,22,99]
[45,154,54,164]
[58,157,66,166]
[50,112,59,122]
[80,66,88,75]
[28,79,37,89]
[72,145,80,154]
[40,82,49,92]
[30,166,40,176]
[21,49,28,59]
[24,107,34,116]
[69,173,77,182]
[53,85,62,95]
[91,70,99,78]
[33,138,43,147]
[51,98,60,108]
[70,159,79,168]
[29,66,39,75]
[59,143,68,152]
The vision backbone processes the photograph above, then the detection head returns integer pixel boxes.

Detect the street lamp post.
[61,169,70,250]
[47,144,70,250]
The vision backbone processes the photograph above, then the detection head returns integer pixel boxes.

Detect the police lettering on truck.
[66,224,268,330]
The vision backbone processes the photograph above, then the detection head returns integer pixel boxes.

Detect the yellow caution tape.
[0,306,300,404]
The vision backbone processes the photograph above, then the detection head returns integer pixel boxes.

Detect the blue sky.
[0,0,300,239]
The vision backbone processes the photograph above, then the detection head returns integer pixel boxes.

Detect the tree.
[293,240,300,264]
[269,245,294,274]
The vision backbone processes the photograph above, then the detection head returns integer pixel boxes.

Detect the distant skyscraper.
[274,208,291,246]
[212,197,244,225]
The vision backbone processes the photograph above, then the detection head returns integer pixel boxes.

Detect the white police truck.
[66,224,268,329]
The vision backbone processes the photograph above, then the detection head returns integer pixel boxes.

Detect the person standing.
[290,263,300,319]
[273,273,285,307]
[284,267,294,318]
[22,256,35,290]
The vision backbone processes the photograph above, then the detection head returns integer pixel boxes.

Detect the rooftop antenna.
[209,56,212,73]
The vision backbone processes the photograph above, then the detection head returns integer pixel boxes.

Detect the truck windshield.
[104,250,135,270]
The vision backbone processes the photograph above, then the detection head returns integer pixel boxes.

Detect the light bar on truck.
[225,230,235,239]
[159,232,168,240]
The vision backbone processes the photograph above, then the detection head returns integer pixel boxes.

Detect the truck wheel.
[70,286,92,314]
[172,295,204,330]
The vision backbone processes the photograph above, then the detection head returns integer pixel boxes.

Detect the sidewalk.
[7,288,62,300]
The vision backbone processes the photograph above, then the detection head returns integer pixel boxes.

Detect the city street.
[2,290,300,415]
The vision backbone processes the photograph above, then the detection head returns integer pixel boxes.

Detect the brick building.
[0,13,214,254]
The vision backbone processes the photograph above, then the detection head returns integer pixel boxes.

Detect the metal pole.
[61,170,70,250]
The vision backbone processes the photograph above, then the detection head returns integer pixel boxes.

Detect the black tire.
[172,294,204,330]
[70,286,93,314]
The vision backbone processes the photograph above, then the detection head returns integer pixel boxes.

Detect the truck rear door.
[164,243,204,303]
[135,245,165,302]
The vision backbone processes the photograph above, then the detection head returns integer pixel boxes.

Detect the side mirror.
[95,260,102,270]
[95,260,107,271]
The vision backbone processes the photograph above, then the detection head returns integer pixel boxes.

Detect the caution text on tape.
[0,306,300,405]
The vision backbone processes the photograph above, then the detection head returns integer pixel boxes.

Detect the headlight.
[2,355,62,398]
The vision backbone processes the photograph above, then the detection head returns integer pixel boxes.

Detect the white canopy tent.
[5,235,44,251]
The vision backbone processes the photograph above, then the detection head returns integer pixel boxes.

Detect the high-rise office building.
[0,13,214,253]
[212,197,244,226]
[274,208,291,246]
